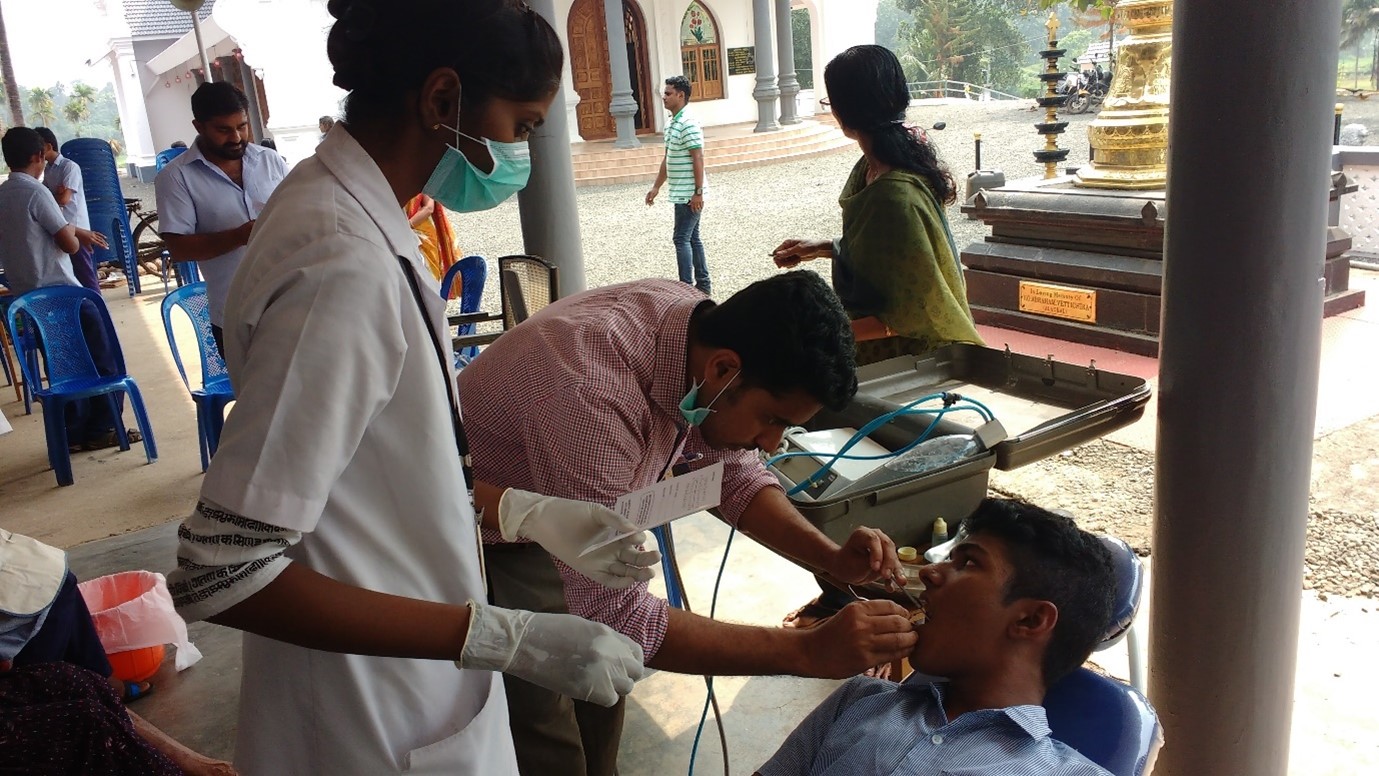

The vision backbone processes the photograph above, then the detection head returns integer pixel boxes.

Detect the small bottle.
[931,517,949,547]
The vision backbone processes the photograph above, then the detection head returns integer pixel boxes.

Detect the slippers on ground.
[121,680,153,704]
[82,428,143,451]
[781,596,842,630]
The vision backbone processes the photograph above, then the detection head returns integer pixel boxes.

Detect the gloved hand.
[498,489,661,589]
[458,600,645,707]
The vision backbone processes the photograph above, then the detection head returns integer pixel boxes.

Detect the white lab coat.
[200,127,517,775]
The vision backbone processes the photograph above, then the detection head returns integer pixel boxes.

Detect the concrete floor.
[5,273,1379,773]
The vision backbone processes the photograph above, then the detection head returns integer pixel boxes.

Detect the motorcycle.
[1066,69,1111,115]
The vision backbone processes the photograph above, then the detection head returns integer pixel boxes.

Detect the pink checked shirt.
[458,280,782,658]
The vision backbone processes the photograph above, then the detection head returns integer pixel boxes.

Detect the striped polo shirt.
[665,108,706,204]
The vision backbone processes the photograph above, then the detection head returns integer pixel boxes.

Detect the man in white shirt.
[35,127,98,291]
[0,128,124,449]
[156,82,287,357]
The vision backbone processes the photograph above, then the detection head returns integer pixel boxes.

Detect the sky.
[3,0,115,89]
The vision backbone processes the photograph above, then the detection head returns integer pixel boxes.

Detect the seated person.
[756,498,1116,776]
[0,529,235,775]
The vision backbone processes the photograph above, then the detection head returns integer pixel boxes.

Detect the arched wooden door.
[569,0,652,141]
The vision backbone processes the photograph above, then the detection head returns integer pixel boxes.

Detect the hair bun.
[326,0,380,91]
[326,0,354,20]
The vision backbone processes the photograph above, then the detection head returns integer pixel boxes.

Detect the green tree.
[1342,0,1379,89]
[1058,28,1094,64]
[63,98,89,135]
[893,0,1031,93]
[0,1,23,128]
[876,0,908,51]
[27,86,54,126]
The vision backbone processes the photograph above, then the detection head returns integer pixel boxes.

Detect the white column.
[751,0,779,133]
[521,0,587,293]
[1151,1,1341,774]
[774,0,799,125]
[112,39,157,173]
[602,0,640,148]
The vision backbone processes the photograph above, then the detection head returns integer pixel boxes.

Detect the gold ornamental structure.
[1075,0,1173,190]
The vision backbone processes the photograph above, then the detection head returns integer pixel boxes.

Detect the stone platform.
[960,175,1366,356]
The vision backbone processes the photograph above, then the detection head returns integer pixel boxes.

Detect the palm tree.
[27,86,55,126]
[64,83,97,136]
[0,1,25,127]
[63,100,90,136]
[1342,0,1379,89]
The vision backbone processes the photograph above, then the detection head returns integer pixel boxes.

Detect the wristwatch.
[693,187,703,195]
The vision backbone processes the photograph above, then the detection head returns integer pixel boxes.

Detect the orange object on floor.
[107,644,165,682]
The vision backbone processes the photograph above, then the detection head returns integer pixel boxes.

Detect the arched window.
[680,1,723,101]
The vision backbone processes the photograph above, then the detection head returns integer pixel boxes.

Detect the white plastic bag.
[78,570,203,671]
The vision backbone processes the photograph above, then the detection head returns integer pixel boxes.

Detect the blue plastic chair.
[62,139,139,296]
[0,289,40,415]
[108,216,141,296]
[439,255,488,366]
[1045,668,1163,776]
[6,286,157,485]
[0,273,14,395]
[152,246,201,290]
[155,146,188,171]
[1094,535,1146,692]
[161,283,234,472]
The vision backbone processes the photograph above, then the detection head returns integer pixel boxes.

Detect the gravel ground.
[1336,93,1379,145]
[121,100,1378,600]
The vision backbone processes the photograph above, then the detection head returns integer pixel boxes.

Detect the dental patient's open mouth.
[909,599,927,626]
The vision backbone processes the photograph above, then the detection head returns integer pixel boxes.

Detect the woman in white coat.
[167,1,655,773]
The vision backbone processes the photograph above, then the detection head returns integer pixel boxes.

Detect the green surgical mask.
[679,371,739,426]
[422,124,531,213]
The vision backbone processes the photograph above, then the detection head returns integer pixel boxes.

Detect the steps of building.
[576,139,855,187]
[572,120,853,186]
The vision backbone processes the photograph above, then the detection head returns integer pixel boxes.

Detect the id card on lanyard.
[396,256,488,592]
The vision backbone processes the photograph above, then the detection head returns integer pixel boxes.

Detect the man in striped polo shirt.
[646,75,711,294]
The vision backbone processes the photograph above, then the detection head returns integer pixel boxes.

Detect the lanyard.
[396,256,473,489]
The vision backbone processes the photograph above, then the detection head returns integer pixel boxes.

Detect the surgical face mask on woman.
[422,123,532,212]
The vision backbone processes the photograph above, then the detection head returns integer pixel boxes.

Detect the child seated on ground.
[756,498,1117,776]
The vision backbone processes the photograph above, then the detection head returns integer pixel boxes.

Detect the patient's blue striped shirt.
[758,677,1111,776]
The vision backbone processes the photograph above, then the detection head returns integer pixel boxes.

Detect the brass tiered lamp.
[1033,14,1071,180]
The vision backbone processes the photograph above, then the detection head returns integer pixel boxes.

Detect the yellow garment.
[406,196,460,284]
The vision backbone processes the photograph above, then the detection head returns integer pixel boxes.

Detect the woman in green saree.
[774,45,984,632]
[772,44,982,367]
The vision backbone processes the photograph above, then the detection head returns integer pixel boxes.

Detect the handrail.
[906,79,1022,102]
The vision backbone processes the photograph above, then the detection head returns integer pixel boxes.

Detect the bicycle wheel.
[132,214,167,277]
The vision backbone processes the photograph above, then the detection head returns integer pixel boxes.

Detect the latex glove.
[459,600,645,706]
[498,489,661,589]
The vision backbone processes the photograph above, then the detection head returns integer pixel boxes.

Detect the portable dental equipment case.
[769,343,1151,548]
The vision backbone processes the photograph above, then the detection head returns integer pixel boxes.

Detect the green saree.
[833,157,982,364]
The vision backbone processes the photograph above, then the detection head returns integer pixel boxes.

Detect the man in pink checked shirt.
[458,271,916,776]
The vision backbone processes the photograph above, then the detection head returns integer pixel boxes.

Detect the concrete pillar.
[751,0,780,133]
[1150,1,1340,775]
[238,57,267,142]
[111,40,158,177]
[521,0,587,294]
[602,0,640,149]
[774,0,800,125]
